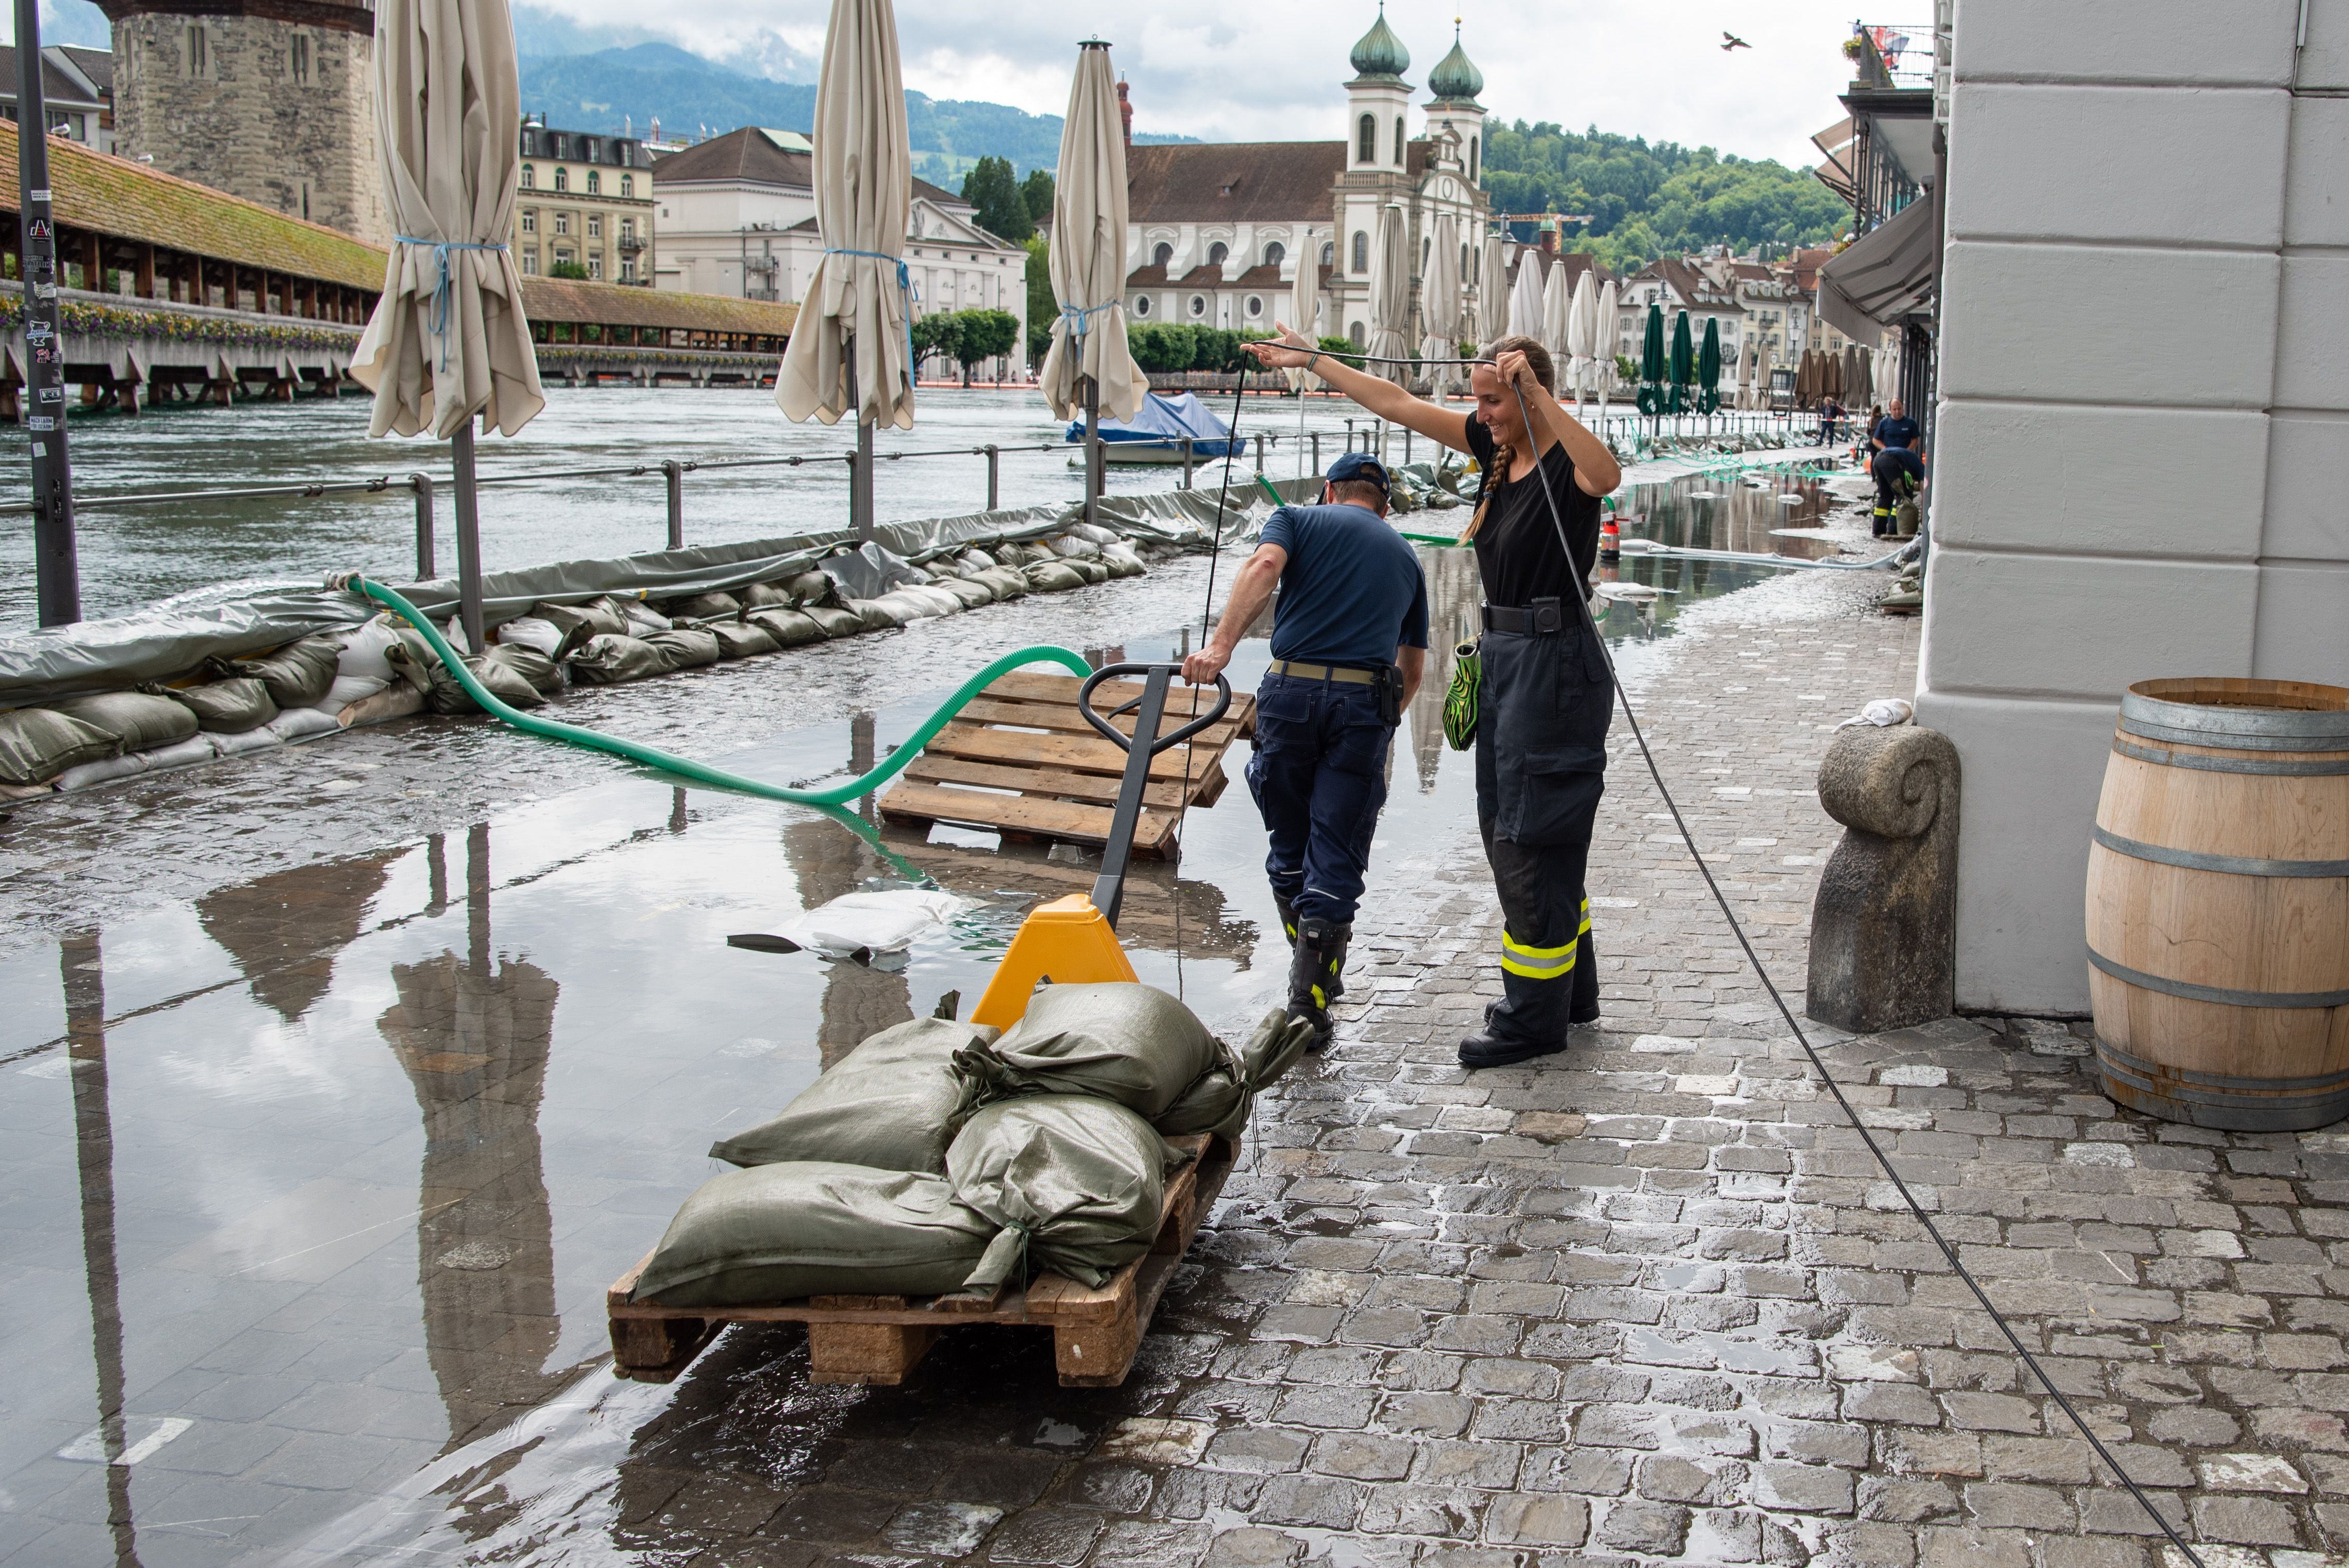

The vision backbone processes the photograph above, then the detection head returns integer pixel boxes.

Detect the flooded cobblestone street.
[27,470,2340,1568]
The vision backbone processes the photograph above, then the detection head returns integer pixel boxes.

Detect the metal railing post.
[1253,433,1265,474]
[1180,438,1194,490]
[409,471,435,580]
[660,458,683,549]
[1311,432,1320,473]
[1404,426,1414,466]
[984,444,999,511]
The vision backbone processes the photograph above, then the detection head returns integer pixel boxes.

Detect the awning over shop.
[1816,186,1939,342]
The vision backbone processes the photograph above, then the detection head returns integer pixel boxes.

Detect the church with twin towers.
[1120,6,1495,351]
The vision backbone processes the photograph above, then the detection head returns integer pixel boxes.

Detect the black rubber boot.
[1272,891,1301,950]
[1287,918,1350,1052]
[1459,965,1572,1068]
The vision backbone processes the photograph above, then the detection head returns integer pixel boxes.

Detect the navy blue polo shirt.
[1261,503,1430,669]
[1875,416,1921,450]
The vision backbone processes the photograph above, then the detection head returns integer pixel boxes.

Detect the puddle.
[0,463,1848,1564]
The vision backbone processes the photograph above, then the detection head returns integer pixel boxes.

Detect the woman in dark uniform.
[1242,327,1622,1067]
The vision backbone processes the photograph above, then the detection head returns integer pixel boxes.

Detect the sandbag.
[210,725,283,758]
[54,752,148,791]
[948,1096,1188,1289]
[1072,559,1111,585]
[620,599,673,636]
[748,608,827,647]
[1024,560,1087,593]
[710,1017,994,1174]
[785,569,834,604]
[973,566,1029,600]
[482,642,564,695]
[319,673,390,710]
[140,735,219,772]
[265,706,343,743]
[388,631,546,713]
[739,579,800,610]
[631,1163,994,1308]
[1154,1010,1319,1142]
[226,635,341,708]
[846,598,908,632]
[642,627,722,671]
[565,633,664,685]
[339,686,426,727]
[1068,522,1121,546]
[532,596,631,639]
[935,576,997,609]
[904,584,968,615]
[336,616,403,681]
[800,604,865,638]
[49,691,198,752]
[664,591,741,621]
[959,984,1223,1119]
[1100,543,1147,579]
[710,619,781,659]
[162,677,279,733]
[1050,533,1103,559]
[494,616,571,658]
[956,548,999,571]
[865,589,944,624]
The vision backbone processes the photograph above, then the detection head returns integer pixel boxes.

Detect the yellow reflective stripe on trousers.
[1580,895,1592,937]
[1501,931,1576,981]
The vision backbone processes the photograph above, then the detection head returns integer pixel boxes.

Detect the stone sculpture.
[1806,724,1960,1034]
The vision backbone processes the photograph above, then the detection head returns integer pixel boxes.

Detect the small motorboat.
[1066,392,1242,466]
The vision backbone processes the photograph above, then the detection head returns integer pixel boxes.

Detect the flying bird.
[1721,31,1751,50]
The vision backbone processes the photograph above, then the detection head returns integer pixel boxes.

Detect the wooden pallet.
[879,673,1255,859]
[607,1132,1234,1389]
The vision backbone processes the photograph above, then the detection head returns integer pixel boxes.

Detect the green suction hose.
[334,575,1094,808]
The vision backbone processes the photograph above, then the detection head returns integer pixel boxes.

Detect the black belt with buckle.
[1483,598,1566,634]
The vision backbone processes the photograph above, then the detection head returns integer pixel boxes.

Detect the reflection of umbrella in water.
[196,853,396,1022]
[350,0,545,653]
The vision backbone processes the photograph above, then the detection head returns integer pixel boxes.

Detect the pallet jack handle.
[1076,662,1232,930]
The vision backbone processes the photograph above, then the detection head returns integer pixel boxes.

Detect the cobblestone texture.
[448,567,2349,1568]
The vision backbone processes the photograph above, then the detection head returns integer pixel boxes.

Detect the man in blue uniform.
[1182,452,1430,1048]
[1869,398,1925,537]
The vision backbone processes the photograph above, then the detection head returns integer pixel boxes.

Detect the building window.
[586,170,600,195]
[620,258,635,282]
[1350,231,1368,273]
[620,173,633,197]
[1461,242,1470,281]
[1133,294,1151,317]
[588,253,603,280]
[554,211,570,235]
[290,32,310,84]
[1245,295,1262,318]
[554,248,574,268]
[183,24,209,78]
[553,167,567,192]
[1469,135,1479,182]
[1421,236,1430,270]
[522,246,538,274]
[296,178,313,222]
[520,209,537,233]
[1152,242,1172,268]
[1348,321,1365,348]
[588,214,602,237]
[1188,295,1205,318]
[620,217,634,240]
[1263,241,1284,268]
[1393,116,1405,164]
[1206,241,1227,267]
[1357,113,1375,165]
[1321,241,1334,266]
[521,164,534,190]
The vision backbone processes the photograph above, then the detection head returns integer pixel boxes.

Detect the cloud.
[505,0,1868,168]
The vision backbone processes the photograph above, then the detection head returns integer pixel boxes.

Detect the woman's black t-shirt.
[1465,415,1603,608]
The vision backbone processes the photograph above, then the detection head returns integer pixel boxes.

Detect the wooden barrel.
[2087,677,2349,1129]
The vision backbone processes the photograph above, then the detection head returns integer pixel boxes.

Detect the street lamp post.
[15,0,81,625]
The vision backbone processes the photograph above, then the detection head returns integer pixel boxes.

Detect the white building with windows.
[1123,10,1493,347]
[647,126,1027,372]
[514,121,655,285]
[1614,256,1746,366]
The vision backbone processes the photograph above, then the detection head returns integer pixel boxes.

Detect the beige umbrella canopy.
[1478,232,1507,345]
[1419,212,1462,396]
[776,0,916,440]
[1593,276,1619,423]
[1038,41,1146,423]
[1506,249,1545,340]
[1286,228,1322,395]
[1564,267,1596,409]
[1541,255,1572,378]
[1367,203,1411,388]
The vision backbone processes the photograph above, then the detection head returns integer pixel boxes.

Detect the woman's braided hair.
[1463,334,1557,543]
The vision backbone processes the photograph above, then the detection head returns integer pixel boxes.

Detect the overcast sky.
[26,0,1890,168]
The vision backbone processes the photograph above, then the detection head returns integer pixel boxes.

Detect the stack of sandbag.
[631,986,1315,1308]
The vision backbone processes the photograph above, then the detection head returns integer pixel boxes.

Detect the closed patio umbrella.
[1506,249,1545,340]
[1637,301,1665,418]
[1419,212,1461,398]
[1285,226,1322,395]
[1697,317,1721,417]
[1368,202,1410,390]
[1477,232,1507,345]
[1036,39,1146,528]
[1736,338,1755,411]
[774,0,917,541]
[1756,341,1775,414]
[1593,276,1618,429]
[1541,255,1572,378]
[352,0,543,654]
[1563,267,1596,413]
[1669,309,1693,416]
[1875,336,1901,404]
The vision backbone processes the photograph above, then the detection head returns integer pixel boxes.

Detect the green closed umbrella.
[1637,301,1666,417]
[1697,318,1721,416]
[1668,310,1693,415]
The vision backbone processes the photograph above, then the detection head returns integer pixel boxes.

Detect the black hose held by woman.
[1239,327,1623,1068]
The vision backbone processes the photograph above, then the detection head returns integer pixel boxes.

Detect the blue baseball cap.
[1324,451,1390,494]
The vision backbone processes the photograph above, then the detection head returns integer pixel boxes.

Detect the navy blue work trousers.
[1244,670,1394,928]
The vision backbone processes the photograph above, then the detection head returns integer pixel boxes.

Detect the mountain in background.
[514,41,1192,187]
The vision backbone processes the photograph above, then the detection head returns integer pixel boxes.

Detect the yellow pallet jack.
[969,662,1231,1029]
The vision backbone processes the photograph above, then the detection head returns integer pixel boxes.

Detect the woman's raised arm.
[1243,325,1475,454]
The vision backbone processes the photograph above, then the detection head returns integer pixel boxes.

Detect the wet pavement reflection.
[0,455,1859,1565]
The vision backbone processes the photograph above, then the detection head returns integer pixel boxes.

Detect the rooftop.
[1126,140,1348,226]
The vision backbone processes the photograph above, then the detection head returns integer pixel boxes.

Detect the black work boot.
[1459,966,1571,1068]
[1271,891,1301,949]
[1286,918,1350,1052]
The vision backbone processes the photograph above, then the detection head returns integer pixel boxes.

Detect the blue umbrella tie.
[395,237,510,373]
[823,247,917,380]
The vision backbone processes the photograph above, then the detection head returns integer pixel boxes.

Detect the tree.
[1127,323,1194,374]
[961,155,1031,242]
[954,308,1020,383]
[1024,236,1056,363]
[548,260,589,281]
[911,312,963,379]
[1019,168,1055,228]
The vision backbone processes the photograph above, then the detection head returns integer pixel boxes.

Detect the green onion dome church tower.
[1426,22,1488,185]
[1345,4,1412,176]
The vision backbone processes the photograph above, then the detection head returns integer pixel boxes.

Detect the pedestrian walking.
[1241,326,1623,1068]
[1182,451,1429,1049]
[1868,396,1925,537]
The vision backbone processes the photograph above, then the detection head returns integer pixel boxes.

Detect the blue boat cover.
[1066,392,1241,457]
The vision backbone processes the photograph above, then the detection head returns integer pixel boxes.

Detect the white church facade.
[1122,10,1494,349]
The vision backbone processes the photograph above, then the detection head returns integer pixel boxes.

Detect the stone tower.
[99,0,389,246]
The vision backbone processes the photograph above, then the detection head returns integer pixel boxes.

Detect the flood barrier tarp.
[0,479,1311,709]
[1064,391,1243,457]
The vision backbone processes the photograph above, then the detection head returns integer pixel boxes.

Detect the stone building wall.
[1915,0,2349,1012]
[108,7,388,247]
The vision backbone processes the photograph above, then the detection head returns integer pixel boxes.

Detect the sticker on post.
[38,386,64,403]
[28,219,50,241]
[28,188,50,202]
[27,417,56,431]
